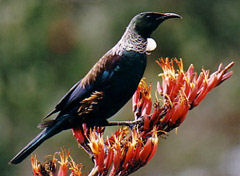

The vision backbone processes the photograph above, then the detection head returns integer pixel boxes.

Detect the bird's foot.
[106,118,144,128]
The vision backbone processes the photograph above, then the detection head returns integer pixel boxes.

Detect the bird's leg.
[105,118,143,128]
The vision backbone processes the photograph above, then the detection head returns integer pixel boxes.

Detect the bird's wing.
[80,51,121,88]
[43,80,90,119]
[44,51,121,119]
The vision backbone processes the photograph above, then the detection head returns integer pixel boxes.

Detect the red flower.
[31,149,82,176]
[132,78,152,119]
[58,149,69,176]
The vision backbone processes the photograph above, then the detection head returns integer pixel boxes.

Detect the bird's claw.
[128,118,144,129]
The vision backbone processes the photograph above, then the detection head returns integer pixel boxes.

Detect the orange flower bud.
[170,101,189,126]
[31,155,42,176]
[112,149,121,173]
[69,156,82,176]
[143,115,151,130]
[139,137,154,164]
[104,146,114,171]
[58,149,69,176]
[193,80,208,107]
[72,128,85,144]
[147,131,159,162]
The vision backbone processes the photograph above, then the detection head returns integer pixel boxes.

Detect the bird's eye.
[146,15,151,18]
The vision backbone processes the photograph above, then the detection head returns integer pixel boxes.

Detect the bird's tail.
[10,118,66,164]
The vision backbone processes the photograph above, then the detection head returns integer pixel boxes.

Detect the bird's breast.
[99,51,147,119]
[76,51,147,125]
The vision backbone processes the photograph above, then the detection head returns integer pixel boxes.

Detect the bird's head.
[129,12,182,38]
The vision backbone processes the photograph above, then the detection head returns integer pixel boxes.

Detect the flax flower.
[31,58,234,176]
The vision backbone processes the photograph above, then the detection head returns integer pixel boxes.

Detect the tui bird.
[10,12,181,164]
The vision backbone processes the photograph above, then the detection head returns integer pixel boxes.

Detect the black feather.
[38,120,56,129]
[10,115,69,164]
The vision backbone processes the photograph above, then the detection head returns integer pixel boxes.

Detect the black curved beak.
[157,12,182,20]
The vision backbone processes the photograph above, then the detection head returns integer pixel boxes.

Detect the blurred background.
[0,0,239,175]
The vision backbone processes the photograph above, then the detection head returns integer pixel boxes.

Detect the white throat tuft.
[146,38,157,52]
